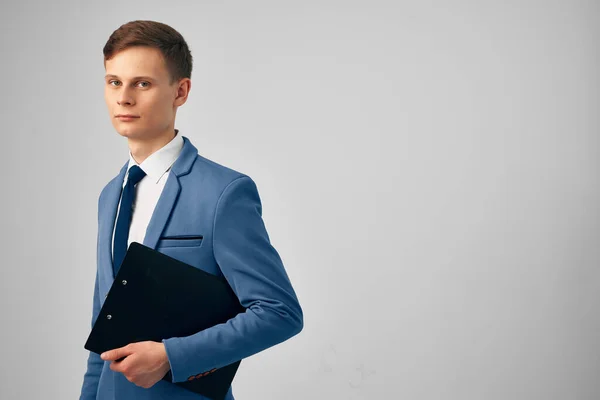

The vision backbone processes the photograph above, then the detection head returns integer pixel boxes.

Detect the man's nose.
[117,88,134,106]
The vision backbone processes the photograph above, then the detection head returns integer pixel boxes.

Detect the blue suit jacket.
[80,136,303,399]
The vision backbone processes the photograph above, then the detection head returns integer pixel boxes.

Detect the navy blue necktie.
[113,165,146,275]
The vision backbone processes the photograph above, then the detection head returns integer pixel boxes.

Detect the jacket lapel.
[98,135,199,282]
[142,136,198,249]
[141,170,181,250]
[98,160,128,284]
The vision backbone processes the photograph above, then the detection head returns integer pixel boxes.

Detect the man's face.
[104,46,181,140]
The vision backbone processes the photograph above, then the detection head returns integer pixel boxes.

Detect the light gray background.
[0,1,598,399]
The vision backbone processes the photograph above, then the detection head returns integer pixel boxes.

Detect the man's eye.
[137,81,150,88]
[109,80,120,86]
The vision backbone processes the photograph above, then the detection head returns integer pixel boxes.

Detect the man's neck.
[128,129,177,165]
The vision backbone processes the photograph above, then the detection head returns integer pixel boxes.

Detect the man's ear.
[174,78,191,107]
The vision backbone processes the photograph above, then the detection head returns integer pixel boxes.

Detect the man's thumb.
[101,345,131,361]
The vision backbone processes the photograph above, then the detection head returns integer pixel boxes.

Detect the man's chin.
[115,128,142,139]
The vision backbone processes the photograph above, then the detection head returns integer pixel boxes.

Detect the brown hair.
[103,20,193,84]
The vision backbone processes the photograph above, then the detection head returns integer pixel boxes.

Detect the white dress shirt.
[111,129,185,262]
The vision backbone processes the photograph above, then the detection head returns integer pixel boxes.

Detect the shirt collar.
[125,129,184,184]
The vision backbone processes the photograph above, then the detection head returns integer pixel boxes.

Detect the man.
[79,20,303,400]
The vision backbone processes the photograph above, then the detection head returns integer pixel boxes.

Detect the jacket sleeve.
[79,269,104,399]
[79,192,105,399]
[161,175,304,383]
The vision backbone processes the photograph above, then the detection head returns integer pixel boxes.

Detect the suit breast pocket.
[157,235,204,248]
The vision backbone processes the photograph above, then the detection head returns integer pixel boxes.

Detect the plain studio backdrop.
[0,1,598,399]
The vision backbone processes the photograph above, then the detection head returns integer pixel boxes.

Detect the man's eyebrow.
[104,74,155,81]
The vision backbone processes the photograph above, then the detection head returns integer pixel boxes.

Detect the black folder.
[84,241,246,400]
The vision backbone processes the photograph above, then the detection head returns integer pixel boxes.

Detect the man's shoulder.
[191,153,253,187]
[97,152,255,203]
[97,160,128,203]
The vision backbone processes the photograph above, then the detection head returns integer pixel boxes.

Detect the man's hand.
[101,341,171,389]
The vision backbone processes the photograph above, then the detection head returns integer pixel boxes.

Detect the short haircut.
[103,20,193,84]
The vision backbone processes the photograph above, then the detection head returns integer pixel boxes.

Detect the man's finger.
[101,344,135,361]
